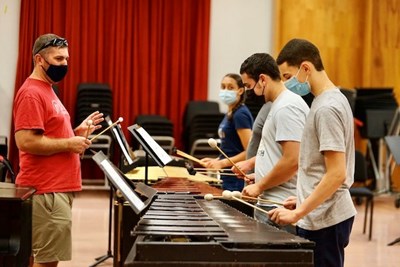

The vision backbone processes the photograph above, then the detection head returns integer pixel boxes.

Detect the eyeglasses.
[35,38,68,54]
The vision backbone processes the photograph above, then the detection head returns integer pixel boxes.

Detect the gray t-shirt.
[246,102,272,159]
[255,89,309,203]
[297,88,357,230]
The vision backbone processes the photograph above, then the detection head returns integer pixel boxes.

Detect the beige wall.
[275,0,400,188]
[0,0,21,139]
[274,0,400,103]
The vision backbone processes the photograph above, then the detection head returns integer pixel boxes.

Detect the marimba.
[114,177,314,267]
[125,194,314,266]
[113,176,224,266]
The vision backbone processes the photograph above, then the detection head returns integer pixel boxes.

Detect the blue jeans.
[297,216,354,267]
[221,176,244,191]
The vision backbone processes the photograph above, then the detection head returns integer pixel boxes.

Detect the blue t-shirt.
[218,104,253,158]
[218,104,253,191]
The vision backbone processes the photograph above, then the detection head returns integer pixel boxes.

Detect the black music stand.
[384,135,400,246]
[92,151,158,266]
[92,151,156,213]
[88,167,114,266]
[127,124,173,184]
[88,117,121,267]
[354,88,397,193]
[105,116,139,174]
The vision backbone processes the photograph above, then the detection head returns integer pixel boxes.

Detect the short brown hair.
[32,33,63,56]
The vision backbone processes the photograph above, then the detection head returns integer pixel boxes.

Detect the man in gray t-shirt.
[269,38,356,267]
[234,53,309,232]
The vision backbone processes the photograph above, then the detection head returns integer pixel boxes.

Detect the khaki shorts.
[32,192,74,263]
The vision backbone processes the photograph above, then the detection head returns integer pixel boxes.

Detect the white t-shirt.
[255,89,309,203]
[297,88,357,230]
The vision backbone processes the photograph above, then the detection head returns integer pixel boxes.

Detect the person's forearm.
[258,156,298,190]
[219,151,247,168]
[295,172,345,218]
[16,132,71,156]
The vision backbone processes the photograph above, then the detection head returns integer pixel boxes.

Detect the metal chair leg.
[369,197,373,241]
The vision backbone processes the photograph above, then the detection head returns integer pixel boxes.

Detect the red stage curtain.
[10,0,210,173]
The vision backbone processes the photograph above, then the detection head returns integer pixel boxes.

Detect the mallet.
[207,138,249,179]
[203,190,236,201]
[204,190,271,217]
[90,117,123,142]
[242,195,283,206]
[174,148,205,166]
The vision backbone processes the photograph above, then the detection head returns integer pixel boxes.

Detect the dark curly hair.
[240,53,281,82]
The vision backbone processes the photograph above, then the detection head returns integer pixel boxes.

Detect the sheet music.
[136,126,172,165]
[112,127,134,165]
[100,159,145,212]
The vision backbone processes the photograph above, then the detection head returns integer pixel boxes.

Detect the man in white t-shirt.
[269,38,356,267]
[233,53,309,232]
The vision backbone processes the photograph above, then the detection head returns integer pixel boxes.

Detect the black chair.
[0,158,15,183]
[75,83,113,131]
[183,101,220,128]
[0,136,15,183]
[340,88,357,114]
[134,115,175,154]
[349,150,374,240]
[181,101,223,156]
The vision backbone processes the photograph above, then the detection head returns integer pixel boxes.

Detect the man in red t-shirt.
[13,33,104,267]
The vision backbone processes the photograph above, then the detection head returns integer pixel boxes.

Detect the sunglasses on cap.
[35,38,68,54]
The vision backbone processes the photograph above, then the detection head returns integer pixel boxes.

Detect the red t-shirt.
[13,78,81,194]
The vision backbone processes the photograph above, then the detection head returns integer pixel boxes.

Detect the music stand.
[384,135,400,245]
[91,151,157,266]
[127,124,173,185]
[92,151,157,213]
[105,116,138,173]
[88,117,127,267]
[354,87,397,193]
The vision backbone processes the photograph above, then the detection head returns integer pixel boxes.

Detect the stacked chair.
[75,83,113,130]
[134,115,175,154]
[75,83,113,187]
[182,101,224,159]
[75,83,113,156]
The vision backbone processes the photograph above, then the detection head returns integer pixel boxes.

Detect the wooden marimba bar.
[151,177,222,195]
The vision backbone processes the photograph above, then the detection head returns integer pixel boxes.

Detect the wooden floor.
[58,190,400,267]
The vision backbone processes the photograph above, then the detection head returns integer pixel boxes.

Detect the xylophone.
[108,166,314,267]
[113,176,226,266]
[124,194,314,267]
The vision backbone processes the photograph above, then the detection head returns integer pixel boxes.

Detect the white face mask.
[219,90,238,105]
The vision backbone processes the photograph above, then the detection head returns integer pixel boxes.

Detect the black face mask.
[42,59,68,83]
[246,89,265,105]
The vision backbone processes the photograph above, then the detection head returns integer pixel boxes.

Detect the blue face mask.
[284,68,311,96]
[219,90,238,105]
